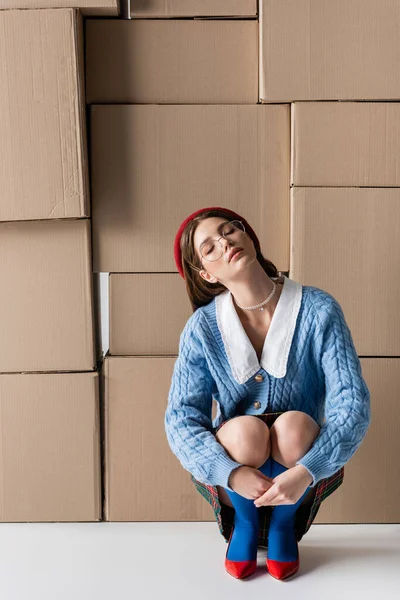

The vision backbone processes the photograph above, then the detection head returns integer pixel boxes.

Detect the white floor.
[0,522,399,600]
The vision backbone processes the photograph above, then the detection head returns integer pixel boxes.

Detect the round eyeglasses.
[185,220,246,273]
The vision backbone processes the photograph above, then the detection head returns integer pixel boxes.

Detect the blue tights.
[224,456,312,562]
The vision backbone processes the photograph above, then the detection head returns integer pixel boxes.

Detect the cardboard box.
[260,0,400,102]
[0,219,99,373]
[290,187,400,357]
[129,0,257,17]
[0,1,118,14]
[291,102,400,186]
[0,9,89,222]
[86,19,258,104]
[109,274,193,356]
[91,104,290,272]
[0,371,101,522]
[102,355,214,521]
[314,359,398,524]
[103,355,395,523]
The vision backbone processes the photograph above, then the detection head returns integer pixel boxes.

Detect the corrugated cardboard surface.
[129,0,257,17]
[314,359,398,524]
[290,187,400,356]
[260,0,400,102]
[0,219,98,373]
[94,272,110,356]
[0,1,118,14]
[0,9,89,222]
[103,355,393,523]
[0,371,101,522]
[86,19,258,104]
[291,102,400,186]
[109,274,193,355]
[91,104,290,272]
[103,356,213,522]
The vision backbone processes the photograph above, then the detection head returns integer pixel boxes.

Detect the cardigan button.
[253,401,261,409]
[254,374,263,382]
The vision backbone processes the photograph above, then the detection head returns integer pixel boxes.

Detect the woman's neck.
[233,275,284,324]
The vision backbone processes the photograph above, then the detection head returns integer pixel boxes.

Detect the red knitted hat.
[173,206,261,279]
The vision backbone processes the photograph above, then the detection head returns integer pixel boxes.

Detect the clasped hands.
[253,464,313,508]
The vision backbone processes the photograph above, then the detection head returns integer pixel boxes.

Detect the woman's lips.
[230,249,243,261]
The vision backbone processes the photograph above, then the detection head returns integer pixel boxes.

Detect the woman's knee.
[269,410,320,464]
[215,415,270,468]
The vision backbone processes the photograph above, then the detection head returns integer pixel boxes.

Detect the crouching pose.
[165,206,371,581]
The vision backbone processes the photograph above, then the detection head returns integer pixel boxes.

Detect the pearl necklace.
[234,280,277,312]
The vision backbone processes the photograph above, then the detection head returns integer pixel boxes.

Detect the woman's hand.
[228,465,275,500]
[253,464,313,507]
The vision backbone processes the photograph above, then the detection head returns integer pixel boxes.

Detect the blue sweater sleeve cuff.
[206,454,244,491]
[295,446,332,488]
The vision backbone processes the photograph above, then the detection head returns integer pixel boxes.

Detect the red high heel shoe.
[266,557,299,580]
[266,537,300,580]
[224,527,257,579]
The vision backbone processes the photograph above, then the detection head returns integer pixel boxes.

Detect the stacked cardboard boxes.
[2,0,398,525]
[259,0,400,522]
[85,6,293,521]
[93,0,399,524]
[0,7,108,522]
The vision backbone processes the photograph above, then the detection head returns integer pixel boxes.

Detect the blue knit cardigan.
[164,275,371,491]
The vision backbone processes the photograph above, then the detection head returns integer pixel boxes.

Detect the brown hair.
[180,209,281,311]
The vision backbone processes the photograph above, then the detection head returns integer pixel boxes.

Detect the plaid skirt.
[191,411,344,549]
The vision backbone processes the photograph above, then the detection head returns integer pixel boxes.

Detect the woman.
[164,206,371,581]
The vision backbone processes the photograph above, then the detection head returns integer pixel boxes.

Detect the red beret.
[173,206,261,279]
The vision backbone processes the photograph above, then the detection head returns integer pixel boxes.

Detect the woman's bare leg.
[215,415,271,506]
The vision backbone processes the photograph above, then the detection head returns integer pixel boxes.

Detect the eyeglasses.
[199,220,246,262]
[184,220,246,273]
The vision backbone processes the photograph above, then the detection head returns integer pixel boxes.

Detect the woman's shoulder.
[301,282,343,321]
[180,304,209,341]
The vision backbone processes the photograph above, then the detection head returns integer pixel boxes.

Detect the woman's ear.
[200,269,218,284]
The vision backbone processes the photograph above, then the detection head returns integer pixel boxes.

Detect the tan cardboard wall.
[291,102,400,186]
[290,187,400,356]
[0,1,119,14]
[0,371,101,522]
[85,19,258,104]
[87,8,400,527]
[129,0,257,17]
[0,9,90,222]
[260,0,400,102]
[0,219,98,373]
[1,2,397,526]
[90,104,290,273]
[109,274,193,356]
[102,356,213,522]
[315,359,399,524]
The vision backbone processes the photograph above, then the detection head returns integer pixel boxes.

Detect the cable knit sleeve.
[164,312,243,491]
[295,296,371,487]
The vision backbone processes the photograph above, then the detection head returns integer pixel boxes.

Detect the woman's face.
[193,216,256,284]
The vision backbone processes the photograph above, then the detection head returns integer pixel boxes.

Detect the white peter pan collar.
[215,275,303,384]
